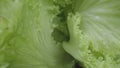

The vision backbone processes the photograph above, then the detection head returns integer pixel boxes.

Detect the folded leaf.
[63,0,120,68]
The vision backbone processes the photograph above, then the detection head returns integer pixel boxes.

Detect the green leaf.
[0,0,74,68]
[63,0,120,68]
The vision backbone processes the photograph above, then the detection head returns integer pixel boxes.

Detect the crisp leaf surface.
[63,0,120,68]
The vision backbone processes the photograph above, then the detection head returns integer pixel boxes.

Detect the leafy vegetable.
[63,0,120,68]
[0,0,120,68]
[0,0,74,68]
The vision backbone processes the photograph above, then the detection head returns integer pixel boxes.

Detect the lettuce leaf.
[1,0,120,68]
[0,0,74,68]
[63,0,120,68]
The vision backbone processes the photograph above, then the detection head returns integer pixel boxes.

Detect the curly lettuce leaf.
[63,0,120,68]
[0,0,74,68]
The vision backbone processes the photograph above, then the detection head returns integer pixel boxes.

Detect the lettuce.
[0,0,74,68]
[63,0,120,68]
[0,0,120,68]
